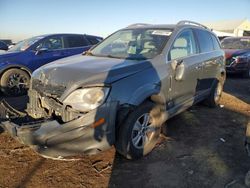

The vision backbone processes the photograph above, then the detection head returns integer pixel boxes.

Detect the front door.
[30,36,68,71]
[168,29,201,107]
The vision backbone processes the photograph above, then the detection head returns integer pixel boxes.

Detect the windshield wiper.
[126,57,148,60]
[105,55,124,59]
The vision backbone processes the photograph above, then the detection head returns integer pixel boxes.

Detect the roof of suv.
[126,24,177,30]
[125,20,210,31]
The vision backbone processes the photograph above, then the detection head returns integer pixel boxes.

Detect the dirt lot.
[0,76,249,188]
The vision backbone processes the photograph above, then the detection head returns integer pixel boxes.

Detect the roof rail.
[126,23,151,28]
[177,20,208,30]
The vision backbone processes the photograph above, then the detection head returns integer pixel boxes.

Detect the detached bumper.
[1,101,118,159]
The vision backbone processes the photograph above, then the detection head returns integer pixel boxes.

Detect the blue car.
[0,34,102,96]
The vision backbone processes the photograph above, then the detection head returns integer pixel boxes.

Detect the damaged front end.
[26,89,84,123]
[0,86,118,160]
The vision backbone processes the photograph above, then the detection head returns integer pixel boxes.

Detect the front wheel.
[0,68,30,96]
[115,102,163,159]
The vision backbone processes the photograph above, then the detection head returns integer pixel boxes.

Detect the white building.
[204,19,250,38]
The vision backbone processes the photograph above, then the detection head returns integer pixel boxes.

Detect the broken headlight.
[63,87,110,112]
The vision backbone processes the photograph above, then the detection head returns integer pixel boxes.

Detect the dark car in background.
[0,40,13,46]
[1,21,225,160]
[0,40,15,50]
[221,37,250,78]
[0,34,102,96]
[0,41,8,51]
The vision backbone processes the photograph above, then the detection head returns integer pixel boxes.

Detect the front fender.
[128,83,160,106]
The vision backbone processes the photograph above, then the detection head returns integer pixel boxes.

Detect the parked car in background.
[0,40,13,47]
[0,41,8,51]
[1,21,225,160]
[0,34,103,96]
[221,37,250,78]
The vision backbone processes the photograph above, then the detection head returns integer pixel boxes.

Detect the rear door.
[62,35,92,56]
[168,29,201,106]
[193,29,222,94]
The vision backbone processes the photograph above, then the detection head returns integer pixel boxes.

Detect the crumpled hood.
[224,49,250,59]
[32,54,153,93]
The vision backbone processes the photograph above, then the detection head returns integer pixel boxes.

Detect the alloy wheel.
[7,73,29,95]
[131,113,157,149]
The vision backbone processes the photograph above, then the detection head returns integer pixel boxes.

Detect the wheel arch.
[0,65,32,79]
[127,84,162,106]
[115,84,166,129]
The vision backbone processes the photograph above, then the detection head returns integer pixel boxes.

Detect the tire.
[0,68,30,96]
[115,101,163,159]
[204,80,223,108]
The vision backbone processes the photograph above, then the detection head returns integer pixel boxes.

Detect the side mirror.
[35,48,48,55]
[171,59,185,81]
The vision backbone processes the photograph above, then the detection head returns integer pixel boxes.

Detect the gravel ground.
[0,76,249,188]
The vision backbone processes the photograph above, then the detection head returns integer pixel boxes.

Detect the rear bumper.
[1,101,118,159]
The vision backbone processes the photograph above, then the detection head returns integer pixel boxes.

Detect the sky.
[0,0,250,42]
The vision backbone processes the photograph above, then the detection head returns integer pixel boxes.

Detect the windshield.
[90,28,172,60]
[8,36,43,52]
[221,37,250,49]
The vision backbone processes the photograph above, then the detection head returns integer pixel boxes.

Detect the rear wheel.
[204,80,223,108]
[115,102,163,159]
[0,68,30,96]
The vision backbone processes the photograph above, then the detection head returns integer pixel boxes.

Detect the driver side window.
[36,36,63,51]
[169,29,197,60]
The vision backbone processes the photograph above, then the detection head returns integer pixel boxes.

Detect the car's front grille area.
[27,89,81,122]
[32,79,66,98]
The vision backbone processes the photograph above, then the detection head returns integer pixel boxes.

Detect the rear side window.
[195,29,214,53]
[86,36,102,45]
[64,35,89,48]
[211,34,221,50]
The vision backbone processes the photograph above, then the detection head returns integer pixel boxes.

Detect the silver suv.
[1,21,226,160]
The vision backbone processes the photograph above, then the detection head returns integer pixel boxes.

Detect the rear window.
[195,29,214,53]
[64,35,89,48]
[86,36,102,45]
